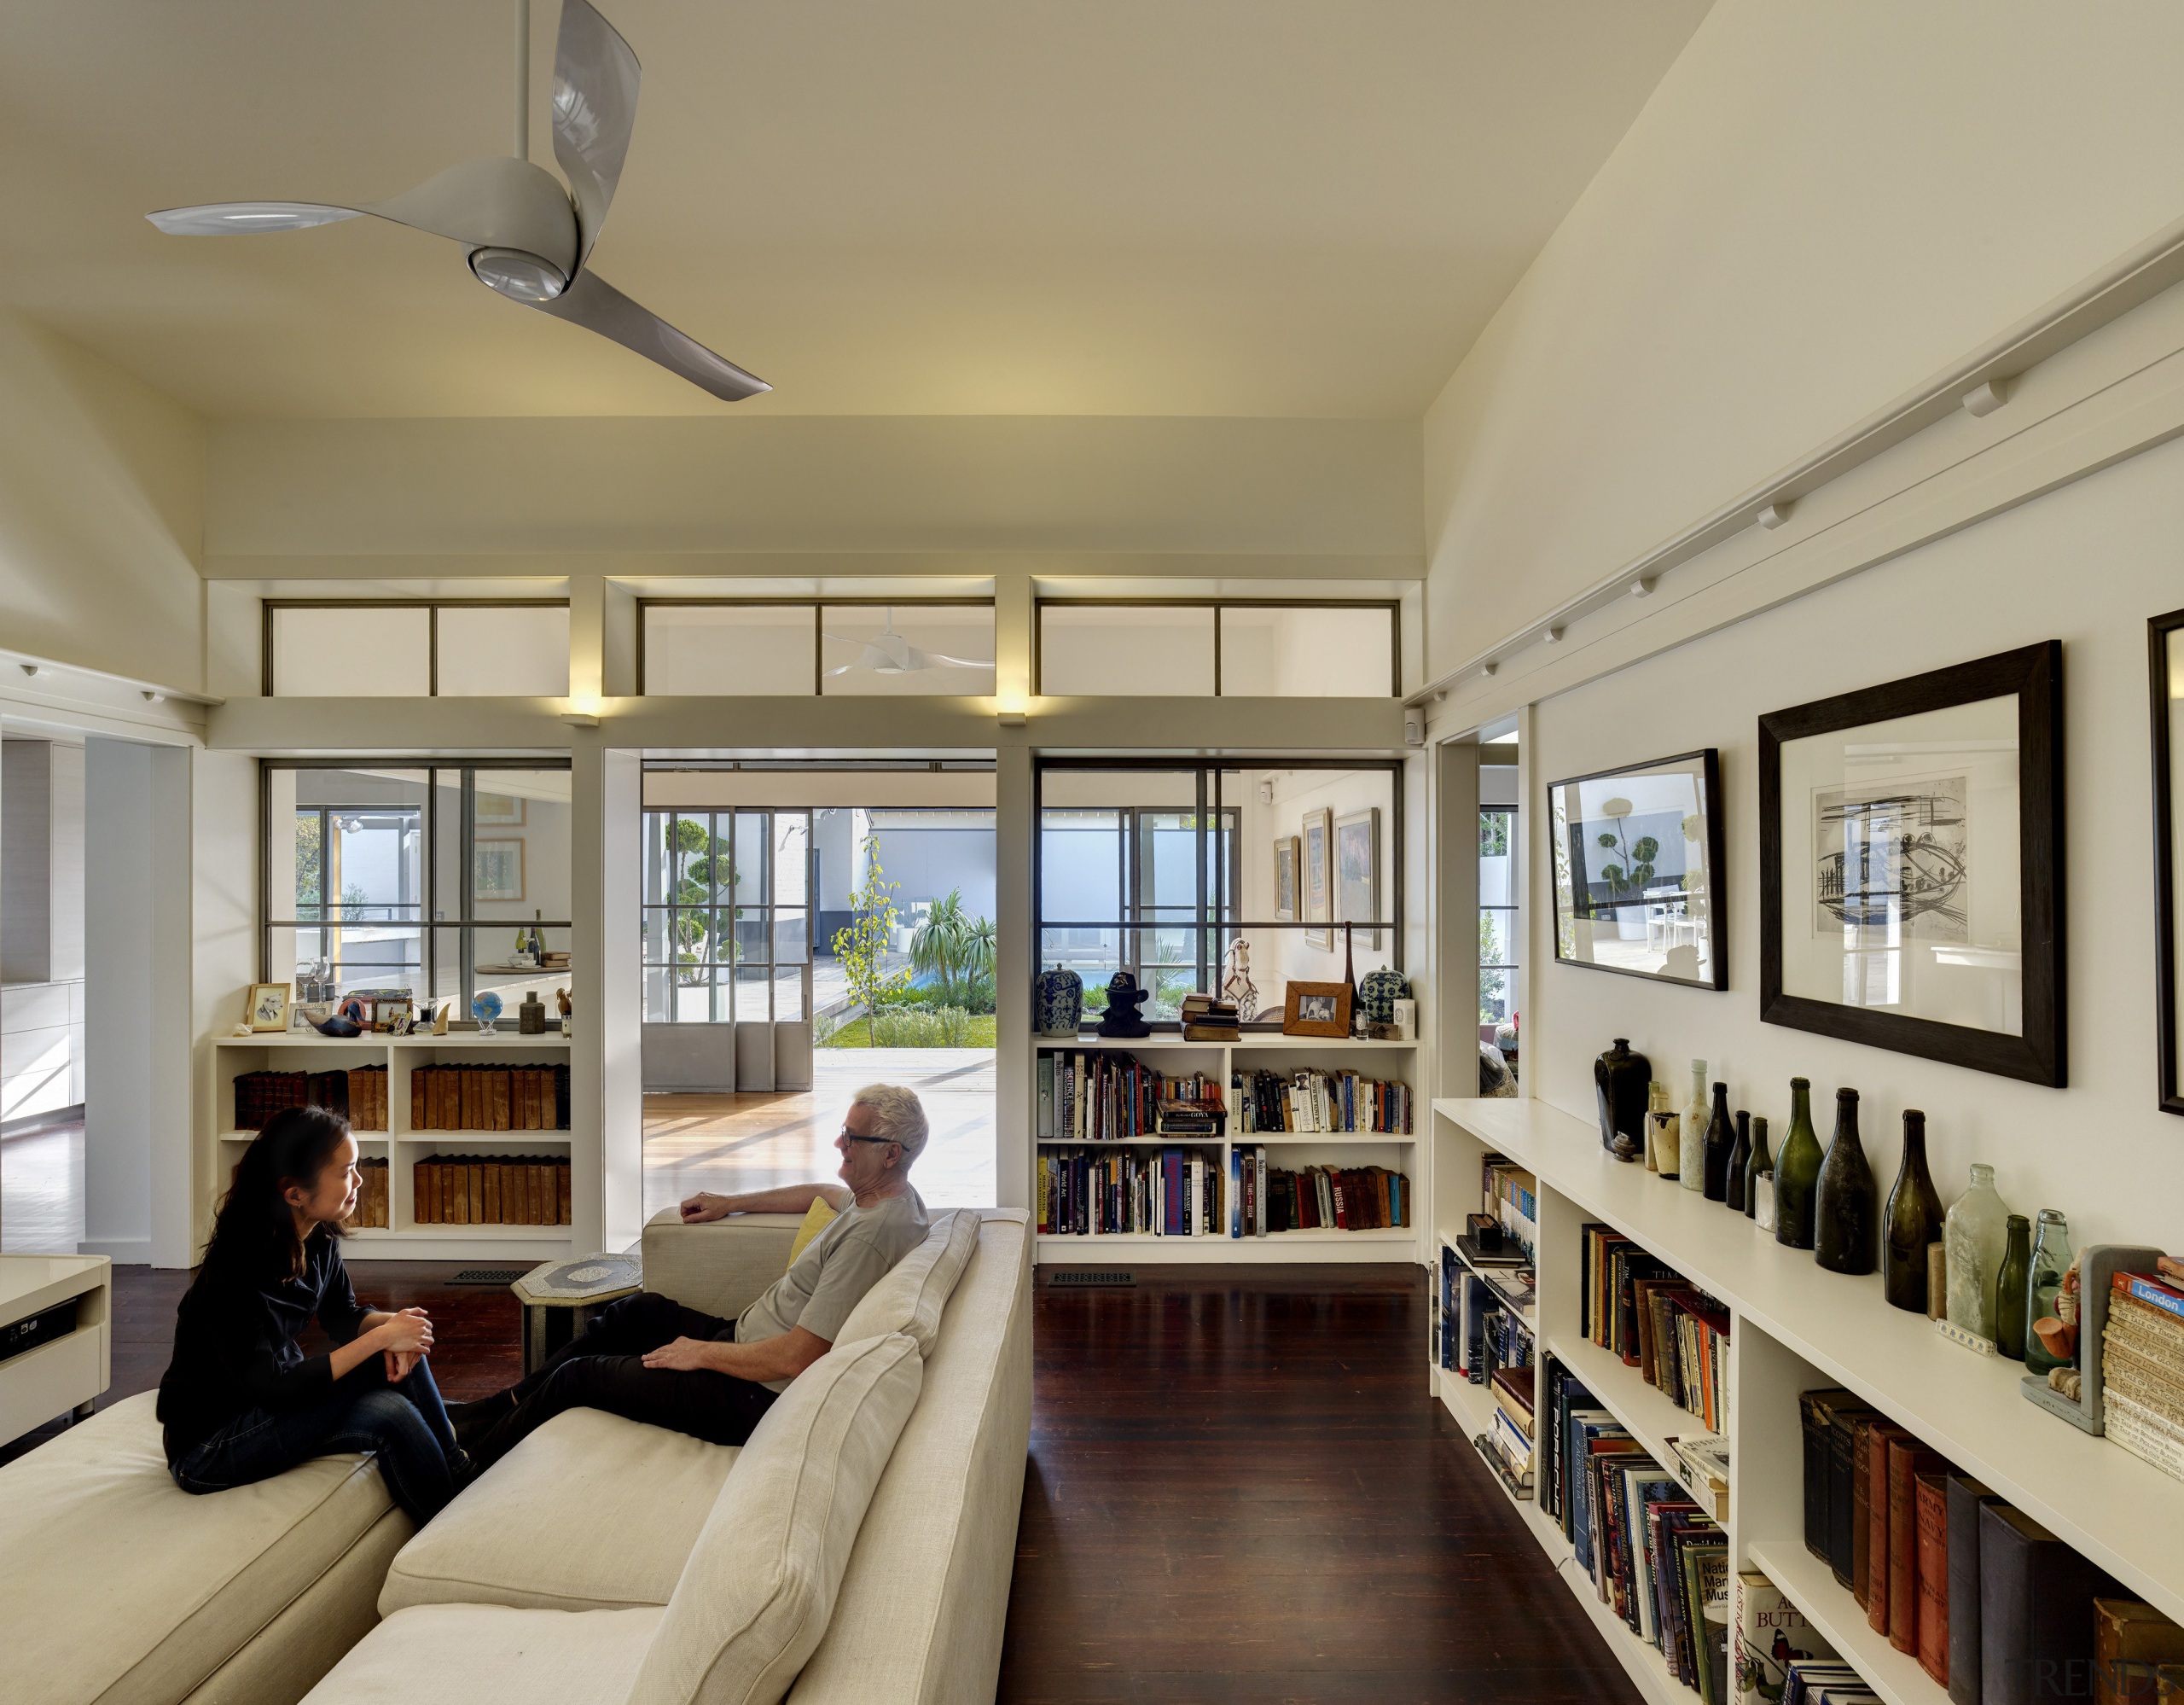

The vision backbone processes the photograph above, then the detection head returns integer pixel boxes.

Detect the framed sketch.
[1336,806,1381,950]
[1759,641,2063,1085]
[1302,806,1333,951]
[1283,980,1353,1038]
[1548,750,1725,990]
[474,790,526,827]
[245,981,291,1033]
[371,997,414,1035]
[1273,835,1300,922]
[2149,611,2184,1113]
[474,838,526,903]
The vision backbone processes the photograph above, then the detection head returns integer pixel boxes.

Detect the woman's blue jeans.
[170,1358,459,1524]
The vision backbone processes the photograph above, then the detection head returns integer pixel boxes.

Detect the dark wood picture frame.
[2148,610,2184,1114]
[1547,748,1728,991]
[1282,981,1353,1038]
[1758,640,2064,1085]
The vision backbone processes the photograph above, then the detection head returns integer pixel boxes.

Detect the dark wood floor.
[3,1260,1638,1705]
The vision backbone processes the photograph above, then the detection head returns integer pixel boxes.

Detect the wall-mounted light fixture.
[995,692,1029,729]
[560,694,603,728]
[20,663,42,678]
[1757,499,1795,529]
[1542,626,1565,645]
[1481,660,1498,678]
[1962,377,2012,417]
[141,690,166,703]
[1630,578,1656,598]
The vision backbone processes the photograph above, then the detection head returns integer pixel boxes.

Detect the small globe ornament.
[472,989,505,1035]
[1357,968,1411,1028]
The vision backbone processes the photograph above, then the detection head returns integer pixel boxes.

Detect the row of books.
[1229,1069,1413,1134]
[339,1158,391,1228]
[1264,1163,1409,1231]
[1580,1222,1732,1434]
[1481,1153,1538,1264]
[1541,1355,1730,1701]
[1034,1052,1224,1141]
[1438,1246,1536,1387]
[411,1065,570,1132]
[1036,1148,1221,1236]
[2101,1264,2184,1485]
[1798,1385,2184,1704]
[234,1067,389,1132]
[414,1155,572,1225]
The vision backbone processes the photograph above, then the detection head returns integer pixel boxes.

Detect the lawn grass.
[818,1014,998,1049]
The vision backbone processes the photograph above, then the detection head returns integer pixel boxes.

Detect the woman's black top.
[156,1231,369,1460]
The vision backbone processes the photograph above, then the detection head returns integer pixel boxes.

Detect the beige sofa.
[0,1390,410,1705]
[314,1205,1031,1705]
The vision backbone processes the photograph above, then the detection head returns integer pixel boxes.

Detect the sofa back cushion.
[831,1207,979,1358]
[628,1332,924,1705]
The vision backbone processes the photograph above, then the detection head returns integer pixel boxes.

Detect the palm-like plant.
[909,889,997,1010]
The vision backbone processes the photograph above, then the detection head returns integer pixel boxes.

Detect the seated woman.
[156,1103,463,1525]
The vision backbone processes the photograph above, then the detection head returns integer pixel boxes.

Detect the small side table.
[512,1254,643,1374]
[0,1254,111,1446]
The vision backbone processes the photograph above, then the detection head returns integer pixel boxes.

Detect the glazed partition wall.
[638,600,998,696]
[1034,599,1400,697]
[264,601,571,698]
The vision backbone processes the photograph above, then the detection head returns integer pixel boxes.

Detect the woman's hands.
[375,1307,433,1379]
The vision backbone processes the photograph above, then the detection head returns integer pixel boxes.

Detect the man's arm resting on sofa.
[641,1324,831,1384]
[679,1184,851,1223]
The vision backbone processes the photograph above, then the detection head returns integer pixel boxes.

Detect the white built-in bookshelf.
[209,1032,576,1260]
[1432,1094,2184,1705]
[1033,1035,1420,1265]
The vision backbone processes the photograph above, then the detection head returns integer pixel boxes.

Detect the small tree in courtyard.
[833,857,915,1045]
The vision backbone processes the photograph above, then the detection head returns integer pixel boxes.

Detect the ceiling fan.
[146,0,767,403]
[824,609,995,677]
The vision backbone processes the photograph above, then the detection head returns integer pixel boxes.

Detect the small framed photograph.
[1336,806,1381,950]
[372,997,414,1035]
[1274,835,1300,922]
[1302,806,1333,951]
[474,790,526,827]
[245,982,292,1033]
[1760,641,2063,1085]
[1283,980,1353,1038]
[474,838,526,903]
[1548,749,1725,990]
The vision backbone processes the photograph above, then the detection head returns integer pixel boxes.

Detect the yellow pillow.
[787,1196,839,1268]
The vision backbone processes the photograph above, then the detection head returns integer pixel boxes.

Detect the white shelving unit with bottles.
[1033,1035,1422,1265]
[209,1030,577,1260]
[1431,1094,2184,1705]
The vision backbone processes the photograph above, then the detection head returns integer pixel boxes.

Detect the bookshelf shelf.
[1433,1094,2184,1628]
[1744,1540,1948,1705]
[1542,1331,1699,1475]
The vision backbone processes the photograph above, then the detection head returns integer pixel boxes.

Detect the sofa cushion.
[831,1207,979,1358]
[303,1602,661,1705]
[380,1408,741,1615]
[0,1389,400,1705]
[787,1196,838,1267]
[642,1209,802,1321]
[629,1333,924,1705]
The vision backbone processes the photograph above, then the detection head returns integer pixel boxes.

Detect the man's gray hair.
[851,1083,928,1163]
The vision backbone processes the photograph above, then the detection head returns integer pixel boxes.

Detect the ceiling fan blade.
[527,270,769,400]
[146,201,363,235]
[552,0,641,264]
[924,652,996,670]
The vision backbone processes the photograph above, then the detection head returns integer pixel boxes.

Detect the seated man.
[454,1083,930,1466]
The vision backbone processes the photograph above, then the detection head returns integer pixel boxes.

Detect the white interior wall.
[1526,429,2184,1259]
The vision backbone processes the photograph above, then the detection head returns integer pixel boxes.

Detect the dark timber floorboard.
[4,1260,1640,1705]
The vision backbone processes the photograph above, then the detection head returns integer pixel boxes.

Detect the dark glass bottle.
[1725,1110,1751,1213]
[1812,1088,1877,1274]
[1745,1115,1773,1222]
[1594,1039,1652,1161]
[1703,1083,1734,1201]
[1994,1214,2034,1360]
[1883,1110,1945,1312]
[1774,1079,1824,1250]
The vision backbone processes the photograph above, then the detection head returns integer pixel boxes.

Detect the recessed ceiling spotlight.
[1543,626,1565,645]
[1482,660,1499,678]
[141,689,166,703]
[1630,578,1656,598]
[20,663,41,678]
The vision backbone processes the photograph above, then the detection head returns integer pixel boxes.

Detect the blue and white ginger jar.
[1034,966,1083,1038]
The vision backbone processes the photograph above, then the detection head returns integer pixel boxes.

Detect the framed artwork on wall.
[474,790,526,827]
[1758,640,2063,1085]
[245,982,291,1033]
[1548,749,1724,990]
[2148,610,2184,1114]
[1301,806,1333,951]
[474,838,527,904]
[1336,807,1381,950]
[1274,835,1300,922]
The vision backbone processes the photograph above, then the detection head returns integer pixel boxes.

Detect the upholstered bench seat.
[0,1390,409,1705]
[299,1603,665,1705]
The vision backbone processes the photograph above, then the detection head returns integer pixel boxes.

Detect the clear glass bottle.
[2024,1210,2075,1376]
[1813,1088,1877,1275]
[1676,1059,1705,1188]
[1774,1078,1824,1249]
[1704,1082,1735,1202]
[1943,1163,2012,1338]
[1725,1109,1752,1213]
[1994,1214,2033,1360]
[1745,1115,1774,1225]
[1645,1081,1670,1173]
[1883,1110,1945,1313]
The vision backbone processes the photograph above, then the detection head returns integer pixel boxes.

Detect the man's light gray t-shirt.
[735,1186,928,1391]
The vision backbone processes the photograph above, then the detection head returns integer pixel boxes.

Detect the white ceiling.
[0,1,1710,418]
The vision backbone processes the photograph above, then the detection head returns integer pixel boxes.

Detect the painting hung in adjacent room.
[2148,609,2184,1114]
[1548,749,1724,989]
[1759,640,2063,1085]
[1302,807,1333,950]
[1336,806,1380,949]
[1274,835,1300,922]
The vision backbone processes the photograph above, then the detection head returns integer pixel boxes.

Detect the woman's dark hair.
[203,1104,353,1282]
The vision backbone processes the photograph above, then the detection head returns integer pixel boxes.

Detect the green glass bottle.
[1703,1083,1734,1201]
[2023,1210,2074,1375]
[1994,1214,2033,1360]
[1813,1088,1877,1274]
[1745,1115,1773,1223]
[1725,1110,1752,1214]
[1774,1078,1825,1251]
[1883,1110,1945,1312]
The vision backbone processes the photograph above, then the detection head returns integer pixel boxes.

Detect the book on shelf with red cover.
[1889,1435,1949,1653]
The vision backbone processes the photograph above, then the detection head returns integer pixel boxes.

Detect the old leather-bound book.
[1889,1436,1949,1653]
[1867,1423,1911,1631]
[1915,1470,1950,1686]
[2093,1598,2184,1705]
[1980,1501,2121,1705]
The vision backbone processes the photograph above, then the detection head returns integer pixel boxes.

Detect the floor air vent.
[1048,1271,1135,1287]
[450,1267,534,1285]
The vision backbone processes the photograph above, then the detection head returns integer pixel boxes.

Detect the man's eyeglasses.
[837,1132,897,1148]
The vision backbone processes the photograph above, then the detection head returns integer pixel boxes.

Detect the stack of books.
[1178,993,1240,1040]
[1483,1364,1536,1491]
[1037,1146,1220,1236]
[1230,1068,1410,1133]
[2101,1263,2184,1481]
[1262,1164,1409,1231]
[1037,1051,1223,1140]
[1481,1154,1538,1263]
[234,1066,389,1132]
[338,1157,390,1228]
[1666,1433,1730,1522]
[410,1064,570,1131]
[414,1154,571,1225]
[1581,1225,1731,1432]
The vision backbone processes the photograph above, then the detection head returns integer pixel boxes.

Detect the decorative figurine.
[519,989,547,1035]
[1095,972,1153,1039]
[472,989,504,1036]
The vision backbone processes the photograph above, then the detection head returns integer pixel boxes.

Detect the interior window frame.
[1032,597,1403,698]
